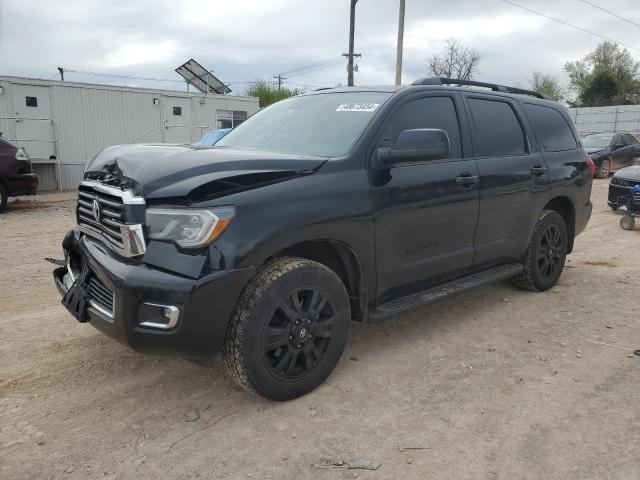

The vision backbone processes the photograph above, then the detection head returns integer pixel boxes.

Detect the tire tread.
[222,256,345,398]
[512,210,564,292]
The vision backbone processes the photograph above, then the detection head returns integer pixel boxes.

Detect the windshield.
[581,134,612,149]
[216,92,392,157]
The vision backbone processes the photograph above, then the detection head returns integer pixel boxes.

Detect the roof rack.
[411,77,550,100]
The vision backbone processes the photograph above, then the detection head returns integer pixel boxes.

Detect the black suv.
[53,78,593,400]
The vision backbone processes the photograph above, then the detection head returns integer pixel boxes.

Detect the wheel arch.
[544,196,576,253]
[268,240,368,322]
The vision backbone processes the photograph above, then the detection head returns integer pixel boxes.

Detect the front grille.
[87,275,114,317]
[77,184,126,249]
[611,177,640,188]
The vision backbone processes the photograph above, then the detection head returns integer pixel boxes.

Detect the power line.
[284,80,320,88]
[578,0,640,30]
[65,69,184,83]
[63,66,345,91]
[279,56,343,77]
[280,57,345,78]
[64,69,267,86]
[499,0,640,52]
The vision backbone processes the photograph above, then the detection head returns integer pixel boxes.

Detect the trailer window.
[172,106,182,116]
[25,96,38,107]
[217,110,247,129]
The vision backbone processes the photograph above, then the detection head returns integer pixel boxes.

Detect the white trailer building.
[0,75,260,190]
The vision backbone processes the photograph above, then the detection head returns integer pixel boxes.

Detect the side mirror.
[375,129,450,167]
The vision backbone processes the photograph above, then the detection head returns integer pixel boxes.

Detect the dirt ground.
[1,179,639,480]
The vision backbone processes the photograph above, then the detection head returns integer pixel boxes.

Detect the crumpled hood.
[85,144,327,200]
[614,165,640,181]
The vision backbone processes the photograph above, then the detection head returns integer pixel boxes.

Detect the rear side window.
[524,104,577,152]
[623,134,639,145]
[386,96,462,158]
[468,98,526,157]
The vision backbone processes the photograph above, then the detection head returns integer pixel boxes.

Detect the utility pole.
[395,0,405,86]
[273,74,286,90]
[57,67,64,81]
[346,0,358,86]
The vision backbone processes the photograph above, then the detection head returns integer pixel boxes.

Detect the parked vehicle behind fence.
[581,132,640,178]
[0,136,38,212]
[53,78,593,400]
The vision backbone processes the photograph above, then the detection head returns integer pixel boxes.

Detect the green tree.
[564,42,640,106]
[244,81,303,108]
[528,72,567,101]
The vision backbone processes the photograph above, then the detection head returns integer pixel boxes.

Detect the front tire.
[0,184,7,213]
[223,257,351,400]
[594,157,612,179]
[513,210,568,292]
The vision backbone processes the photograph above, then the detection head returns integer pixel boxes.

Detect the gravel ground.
[1,179,639,480]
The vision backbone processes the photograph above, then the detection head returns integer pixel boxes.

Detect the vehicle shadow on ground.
[33,278,525,407]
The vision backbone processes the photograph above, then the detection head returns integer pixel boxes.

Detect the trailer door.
[11,84,56,161]
[162,96,193,143]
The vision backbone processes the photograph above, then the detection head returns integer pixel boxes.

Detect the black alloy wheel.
[513,210,568,291]
[223,257,350,400]
[535,223,564,280]
[263,287,336,380]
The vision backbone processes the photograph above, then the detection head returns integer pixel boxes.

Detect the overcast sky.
[1,0,639,94]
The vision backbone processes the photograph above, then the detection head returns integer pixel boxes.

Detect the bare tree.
[528,72,568,101]
[427,38,481,80]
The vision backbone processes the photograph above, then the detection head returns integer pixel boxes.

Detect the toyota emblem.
[92,198,101,223]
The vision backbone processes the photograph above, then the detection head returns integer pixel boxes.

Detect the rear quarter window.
[523,104,577,152]
[467,98,527,157]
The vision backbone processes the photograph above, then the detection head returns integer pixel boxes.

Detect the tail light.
[15,147,32,172]
[586,155,596,175]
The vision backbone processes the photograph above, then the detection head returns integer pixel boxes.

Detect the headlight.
[145,206,235,248]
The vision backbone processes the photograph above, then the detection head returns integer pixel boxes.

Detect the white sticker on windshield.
[336,103,380,112]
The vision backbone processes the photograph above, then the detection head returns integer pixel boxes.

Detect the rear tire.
[594,157,611,179]
[0,184,7,213]
[513,210,568,292]
[223,257,351,400]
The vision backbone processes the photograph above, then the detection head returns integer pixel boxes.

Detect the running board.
[370,263,524,321]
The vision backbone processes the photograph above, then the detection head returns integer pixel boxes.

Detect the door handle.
[455,173,479,186]
[531,164,548,176]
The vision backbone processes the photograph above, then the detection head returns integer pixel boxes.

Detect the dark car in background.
[0,137,39,212]
[581,132,640,178]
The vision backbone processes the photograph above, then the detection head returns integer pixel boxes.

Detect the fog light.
[139,303,180,330]
[163,306,179,324]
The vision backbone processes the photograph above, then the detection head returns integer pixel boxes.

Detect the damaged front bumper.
[54,229,256,358]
